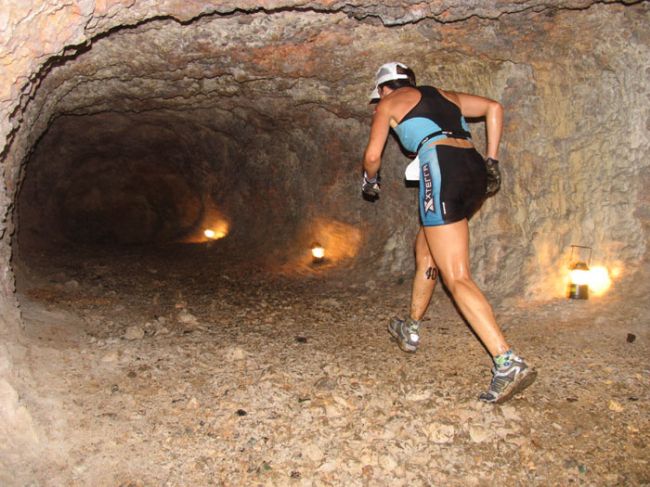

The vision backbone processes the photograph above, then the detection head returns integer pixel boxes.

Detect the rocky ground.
[9,244,649,486]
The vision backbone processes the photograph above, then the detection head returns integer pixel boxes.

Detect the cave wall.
[1,0,649,468]
[5,2,649,294]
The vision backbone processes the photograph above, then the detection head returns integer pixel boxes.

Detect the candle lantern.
[568,245,591,300]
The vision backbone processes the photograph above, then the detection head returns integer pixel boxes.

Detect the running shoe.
[479,357,537,404]
[388,317,421,353]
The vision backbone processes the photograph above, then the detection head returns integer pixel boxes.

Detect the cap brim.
[370,86,380,101]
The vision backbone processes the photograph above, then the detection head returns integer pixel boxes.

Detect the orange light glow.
[204,228,227,240]
[282,218,363,273]
[587,266,612,296]
[610,266,623,279]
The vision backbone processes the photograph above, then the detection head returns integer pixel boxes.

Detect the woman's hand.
[361,171,381,200]
[485,157,501,195]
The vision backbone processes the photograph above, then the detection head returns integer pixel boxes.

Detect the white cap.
[370,62,410,100]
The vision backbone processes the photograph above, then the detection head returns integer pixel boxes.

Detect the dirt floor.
[8,244,650,486]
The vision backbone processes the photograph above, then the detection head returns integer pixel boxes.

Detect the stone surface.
[7,253,650,485]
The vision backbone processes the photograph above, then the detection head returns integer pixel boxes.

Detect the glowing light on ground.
[311,244,325,260]
[569,265,590,286]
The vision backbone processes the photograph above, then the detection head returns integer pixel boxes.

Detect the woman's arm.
[362,103,391,179]
[453,91,503,160]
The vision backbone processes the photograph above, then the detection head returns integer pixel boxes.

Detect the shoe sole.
[493,367,538,404]
[387,322,417,353]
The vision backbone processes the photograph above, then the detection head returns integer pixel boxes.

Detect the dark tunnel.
[15,106,368,276]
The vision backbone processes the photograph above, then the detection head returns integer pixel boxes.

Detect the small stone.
[226,347,247,361]
[324,402,342,418]
[317,462,337,473]
[320,298,341,309]
[187,397,200,409]
[304,444,324,463]
[405,389,432,402]
[118,481,144,487]
[469,425,491,443]
[314,376,337,391]
[332,395,353,410]
[359,450,378,466]
[378,454,397,471]
[155,326,169,336]
[124,325,145,340]
[101,351,118,362]
[427,422,455,444]
[626,333,636,343]
[64,279,80,289]
[500,404,521,421]
[235,409,247,416]
[608,400,624,412]
[178,309,199,324]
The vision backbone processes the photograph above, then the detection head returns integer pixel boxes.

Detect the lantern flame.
[569,264,590,286]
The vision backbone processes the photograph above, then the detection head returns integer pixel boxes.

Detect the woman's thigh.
[422,219,471,281]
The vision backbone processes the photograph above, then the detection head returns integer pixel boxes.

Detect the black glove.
[485,157,501,195]
[362,172,380,200]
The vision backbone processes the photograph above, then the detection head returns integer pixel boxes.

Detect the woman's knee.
[441,272,474,294]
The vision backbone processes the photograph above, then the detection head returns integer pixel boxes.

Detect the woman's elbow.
[489,101,503,120]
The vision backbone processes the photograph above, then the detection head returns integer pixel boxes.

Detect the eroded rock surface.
[0,1,649,483]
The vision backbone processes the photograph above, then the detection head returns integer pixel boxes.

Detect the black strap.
[416,130,472,153]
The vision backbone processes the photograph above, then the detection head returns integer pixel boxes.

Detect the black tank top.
[394,86,471,153]
[400,86,467,133]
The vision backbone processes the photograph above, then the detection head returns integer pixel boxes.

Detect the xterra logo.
[422,163,434,213]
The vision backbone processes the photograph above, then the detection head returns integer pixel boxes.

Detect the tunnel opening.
[1,2,649,485]
[14,101,370,277]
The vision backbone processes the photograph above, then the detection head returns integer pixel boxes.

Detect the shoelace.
[489,375,509,393]
[488,367,511,393]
